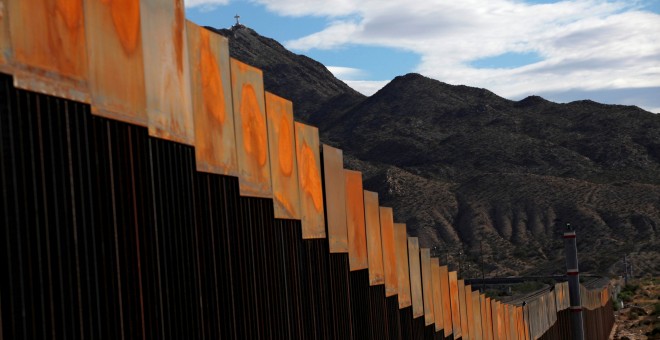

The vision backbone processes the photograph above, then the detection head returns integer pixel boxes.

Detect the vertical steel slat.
[328,253,353,339]
[2,73,22,339]
[385,295,401,340]
[349,266,371,339]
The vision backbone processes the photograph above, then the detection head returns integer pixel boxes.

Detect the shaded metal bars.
[386,295,402,340]
[328,253,353,339]
[349,269,372,339]
[368,284,388,339]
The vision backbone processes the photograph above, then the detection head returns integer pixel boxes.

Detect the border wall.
[0,0,614,338]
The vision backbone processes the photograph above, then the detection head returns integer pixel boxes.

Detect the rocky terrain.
[212,25,660,277]
[611,278,660,339]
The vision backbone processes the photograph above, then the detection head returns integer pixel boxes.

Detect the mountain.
[214,25,660,277]
[209,26,365,122]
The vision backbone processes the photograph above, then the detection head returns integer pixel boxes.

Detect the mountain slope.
[216,25,660,276]
[209,26,365,122]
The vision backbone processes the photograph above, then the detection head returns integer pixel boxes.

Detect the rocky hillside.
[214,25,660,277]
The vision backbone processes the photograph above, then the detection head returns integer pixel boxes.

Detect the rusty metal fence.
[1,1,614,339]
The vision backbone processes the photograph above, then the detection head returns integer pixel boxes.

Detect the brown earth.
[611,278,660,339]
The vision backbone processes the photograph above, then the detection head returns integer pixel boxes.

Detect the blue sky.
[185,0,660,113]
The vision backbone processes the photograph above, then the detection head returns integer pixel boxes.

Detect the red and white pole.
[564,228,584,340]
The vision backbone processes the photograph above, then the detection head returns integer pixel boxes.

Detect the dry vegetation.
[611,278,660,339]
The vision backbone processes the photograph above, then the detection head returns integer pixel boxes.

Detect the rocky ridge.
[213,25,660,277]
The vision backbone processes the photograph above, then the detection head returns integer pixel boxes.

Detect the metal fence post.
[563,225,584,340]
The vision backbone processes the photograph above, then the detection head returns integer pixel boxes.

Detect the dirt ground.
[610,278,660,340]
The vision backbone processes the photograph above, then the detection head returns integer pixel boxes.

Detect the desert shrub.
[619,290,634,302]
[653,302,660,316]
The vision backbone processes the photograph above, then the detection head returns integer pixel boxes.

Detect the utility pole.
[563,223,584,340]
[629,259,634,279]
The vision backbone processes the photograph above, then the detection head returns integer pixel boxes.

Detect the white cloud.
[258,0,660,109]
[286,21,361,50]
[184,0,229,10]
[253,0,359,17]
[326,66,367,80]
[344,80,389,96]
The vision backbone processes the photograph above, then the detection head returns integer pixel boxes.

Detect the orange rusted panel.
[490,300,501,339]
[85,0,146,125]
[516,306,524,340]
[230,58,272,198]
[187,22,238,174]
[408,237,423,318]
[346,170,367,270]
[473,291,483,340]
[497,301,506,340]
[449,272,462,338]
[266,92,300,219]
[295,122,325,238]
[323,145,348,253]
[7,0,88,102]
[481,295,489,340]
[141,0,194,145]
[459,281,470,340]
[394,223,411,308]
[500,301,506,340]
[523,305,530,340]
[431,259,444,332]
[364,191,384,285]
[465,285,475,340]
[0,0,9,66]
[421,248,434,326]
[440,266,453,336]
[486,298,493,340]
[380,207,397,296]
[503,304,510,340]
[509,305,520,340]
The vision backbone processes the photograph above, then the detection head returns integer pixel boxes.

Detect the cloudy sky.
[185,0,660,113]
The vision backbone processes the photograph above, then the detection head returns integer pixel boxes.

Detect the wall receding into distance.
[0,0,613,339]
